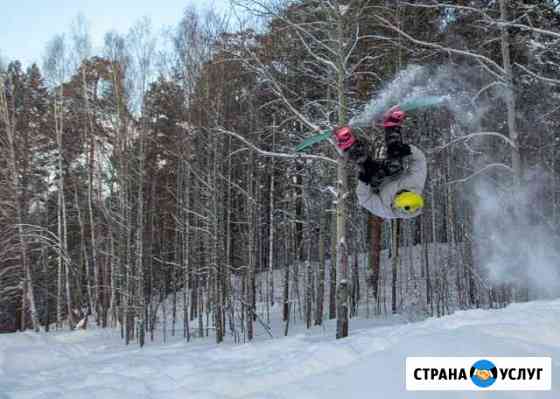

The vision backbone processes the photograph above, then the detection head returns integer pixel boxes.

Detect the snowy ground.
[1,300,559,399]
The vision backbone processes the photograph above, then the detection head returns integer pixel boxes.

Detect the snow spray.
[349,64,490,130]
[472,171,560,298]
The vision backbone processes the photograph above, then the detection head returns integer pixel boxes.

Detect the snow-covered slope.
[1,300,559,399]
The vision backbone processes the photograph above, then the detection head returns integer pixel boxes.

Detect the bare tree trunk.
[118,99,130,344]
[329,212,337,320]
[499,0,521,180]
[53,85,74,330]
[183,160,191,341]
[246,152,256,341]
[368,215,382,301]
[315,210,326,326]
[87,125,99,322]
[445,149,462,309]
[268,123,276,315]
[224,136,233,340]
[73,184,90,325]
[499,0,526,302]
[80,64,99,323]
[464,207,478,308]
[335,156,349,338]
[429,179,439,314]
[212,127,225,344]
[305,256,313,329]
[391,220,400,314]
[104,48,124,330]
[350,252,360,317]
[334,9,350,339]
[268,168,275,316]
[136,125,146,347]
[282,232,290,322]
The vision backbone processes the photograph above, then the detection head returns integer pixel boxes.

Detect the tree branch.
[447,163,514,185]
[432,131,518,153]
[215,127,338,165]
[515,63,560,85]
[374,14,507,78]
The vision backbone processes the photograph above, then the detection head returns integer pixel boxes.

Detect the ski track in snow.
[1,300,559,399]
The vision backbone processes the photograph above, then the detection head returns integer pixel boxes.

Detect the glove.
[387,142,412,159]
[383,105,406,128]
[346,140,368,164]
[334,126,356,152]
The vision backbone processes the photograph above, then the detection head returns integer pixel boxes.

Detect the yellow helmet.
[393,191,424,214]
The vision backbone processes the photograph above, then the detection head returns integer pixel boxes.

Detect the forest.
[1,0,559,345]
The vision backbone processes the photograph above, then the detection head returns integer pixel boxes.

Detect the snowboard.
[295,96,446,153]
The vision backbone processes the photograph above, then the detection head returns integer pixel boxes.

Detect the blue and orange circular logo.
[470,359,498,388]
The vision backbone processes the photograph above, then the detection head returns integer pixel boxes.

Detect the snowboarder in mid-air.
[334,106,427,219]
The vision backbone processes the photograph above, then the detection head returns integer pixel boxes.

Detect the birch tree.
[44,35,75,329]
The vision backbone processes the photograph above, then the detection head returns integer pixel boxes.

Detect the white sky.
[0,0,230,68]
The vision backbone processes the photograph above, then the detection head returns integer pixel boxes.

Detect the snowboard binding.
[334,125,406,190]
